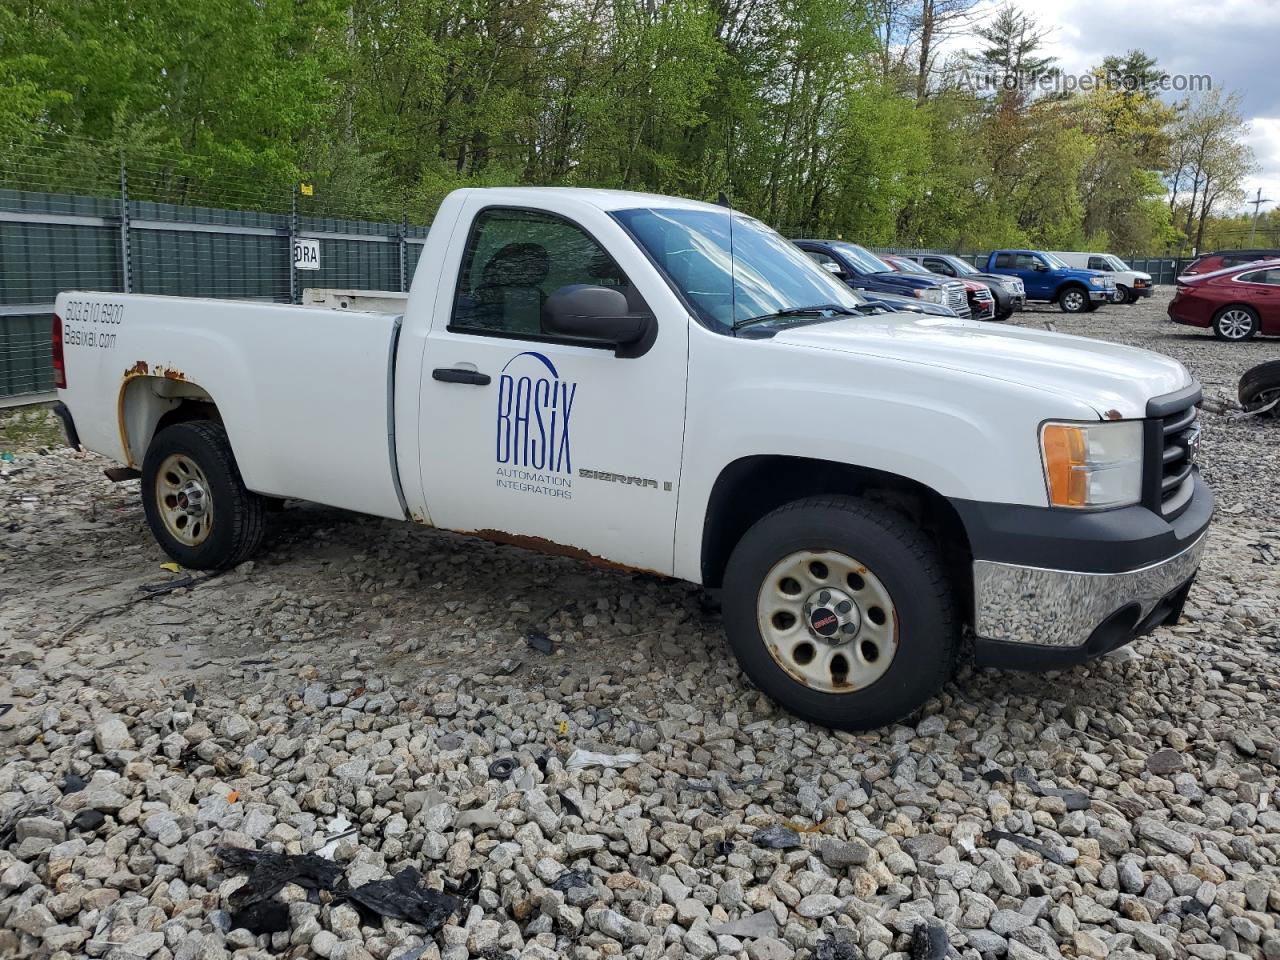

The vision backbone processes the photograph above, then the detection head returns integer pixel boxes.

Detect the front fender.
[674,329,1097,582]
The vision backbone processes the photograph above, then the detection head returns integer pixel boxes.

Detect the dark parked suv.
[794,240,970,318]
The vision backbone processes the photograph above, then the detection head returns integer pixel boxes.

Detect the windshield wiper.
[735,304,859,329]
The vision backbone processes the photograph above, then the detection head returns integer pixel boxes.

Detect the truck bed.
[55,293,407,521]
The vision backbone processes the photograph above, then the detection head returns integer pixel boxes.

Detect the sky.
[949,0,1280,217]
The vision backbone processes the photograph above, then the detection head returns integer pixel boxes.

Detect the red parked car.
[1168,259,1280,341]
[881,255,997,320]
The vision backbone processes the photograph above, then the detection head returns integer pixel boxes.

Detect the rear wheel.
[142,421,265,570]
[1059,286,1089,313]
[1212,305,1259,341]
[722,496,956,730]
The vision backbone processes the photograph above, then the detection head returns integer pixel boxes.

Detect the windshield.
[1040,252,1070,269]
[946,257,979,276]
[612,207,862,330]
[832,242,894,274]
[1106,254,1130,271]
[887,256,932,276]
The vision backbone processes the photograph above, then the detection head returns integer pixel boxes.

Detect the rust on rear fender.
[116,365,193,467]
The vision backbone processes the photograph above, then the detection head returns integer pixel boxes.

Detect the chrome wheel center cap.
[178,480,208,518]
[803,587,860,645]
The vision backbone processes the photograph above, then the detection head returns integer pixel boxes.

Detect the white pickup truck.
[51,187,1213,729]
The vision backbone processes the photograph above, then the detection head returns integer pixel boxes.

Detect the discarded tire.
[1239,360,1280,415]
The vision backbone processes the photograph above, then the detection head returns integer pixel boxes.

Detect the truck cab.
[795,240,970,317]
[985,249,1115,313]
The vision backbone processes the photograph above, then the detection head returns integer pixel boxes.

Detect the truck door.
[413,201,689,574]
[1005,252,1052,299]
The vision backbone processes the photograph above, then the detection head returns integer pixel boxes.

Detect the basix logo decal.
[495,351,576,499]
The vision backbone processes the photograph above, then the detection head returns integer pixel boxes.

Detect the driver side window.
[451,208,636,337]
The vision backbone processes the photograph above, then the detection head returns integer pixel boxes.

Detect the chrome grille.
[944,281,970,317]
[1158,403,1200,517]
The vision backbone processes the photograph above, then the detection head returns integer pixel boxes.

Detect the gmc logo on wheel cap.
[809,609,839,637]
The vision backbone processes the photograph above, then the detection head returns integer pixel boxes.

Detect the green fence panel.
[0,313,54,398]
[130,227,290,301]
[296,237,401,294]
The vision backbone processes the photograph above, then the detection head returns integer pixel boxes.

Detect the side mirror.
[820,260,843,275]
[542,285,656,358]
[1033,262,1049,271]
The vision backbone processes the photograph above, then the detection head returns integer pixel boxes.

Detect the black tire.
[1212,305,1259,341]
[1058,285,1089,313]
[1239,360,1280,414]
[1115,285,1131,304]
[721,496,956,730]
[141,421,265,570]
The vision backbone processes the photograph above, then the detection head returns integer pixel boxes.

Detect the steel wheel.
[1216,308,1255,340]
[1061,289,1086,312]
[755,549,898,693]
[154,453,214,547]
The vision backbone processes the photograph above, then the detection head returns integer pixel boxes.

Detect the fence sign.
[293,238,320,271]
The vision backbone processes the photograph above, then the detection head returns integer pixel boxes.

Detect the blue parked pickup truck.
[984,250,1115,313]
[796,240,971,318]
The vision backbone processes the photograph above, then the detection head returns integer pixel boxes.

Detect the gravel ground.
[1,289,1278,960]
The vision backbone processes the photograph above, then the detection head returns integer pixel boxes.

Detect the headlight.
[1088,276,1103,287]
[1040,421,1143,508]
[920,288,945,303]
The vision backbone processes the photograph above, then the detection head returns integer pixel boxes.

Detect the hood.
[770,313,1190,419]
[866,272,940,289]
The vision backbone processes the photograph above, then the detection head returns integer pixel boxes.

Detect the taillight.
[52,314,67,388]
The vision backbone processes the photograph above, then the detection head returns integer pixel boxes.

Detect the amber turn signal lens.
[1041,423,1089,507]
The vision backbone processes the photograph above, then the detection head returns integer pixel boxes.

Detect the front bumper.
[1133,284,1153,298]
[955,472,1213,671]
[972,533,1206,669]
[1089,288,1112,301]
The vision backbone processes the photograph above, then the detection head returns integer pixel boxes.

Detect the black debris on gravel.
[216,847,345,908]
[751,824,802,849]
[345,867,462,931]
[487,756,518,781]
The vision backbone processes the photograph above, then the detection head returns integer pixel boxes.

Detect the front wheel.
[1114,285,1130,304]
[721,496,956,730]
[142,421,265,570]
[1059,286,1089,313]
[1212,305,1259,341]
